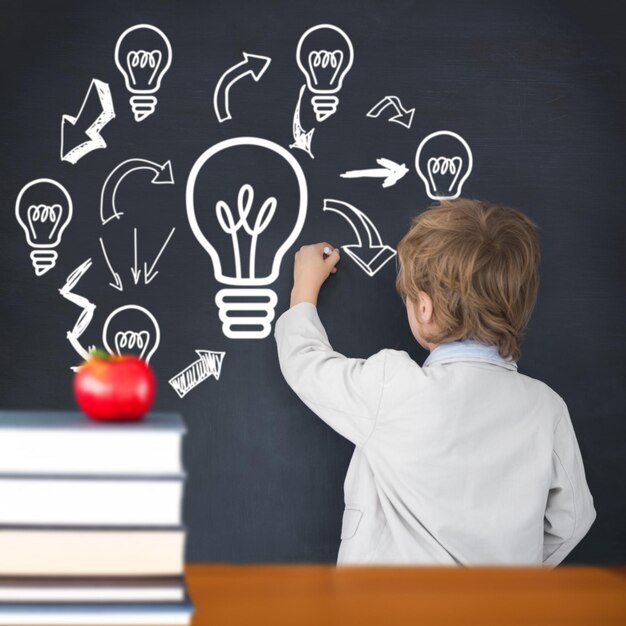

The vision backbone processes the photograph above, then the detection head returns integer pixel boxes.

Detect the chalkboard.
[1,0,624,565]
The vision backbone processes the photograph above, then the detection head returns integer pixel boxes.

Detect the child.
[274,199,595,566]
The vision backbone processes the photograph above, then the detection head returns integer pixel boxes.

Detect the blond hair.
[396,199,539,361]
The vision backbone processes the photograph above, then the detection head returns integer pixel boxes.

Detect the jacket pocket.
[340,507,364,540]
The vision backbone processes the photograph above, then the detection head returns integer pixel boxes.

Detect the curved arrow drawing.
[366,95,414,129]
[213,52,272,123]
[61,79,115,164]
[323,199,396,277]
[100,158,174,225]
[340,157,408,188]
[59,258,96,363]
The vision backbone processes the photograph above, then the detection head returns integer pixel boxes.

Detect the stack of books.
[0,410,193,625]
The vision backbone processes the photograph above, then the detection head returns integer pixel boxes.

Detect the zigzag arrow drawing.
[366,95,414,129]
[61,79,115,164]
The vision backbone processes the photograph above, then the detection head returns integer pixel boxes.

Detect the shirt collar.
[423,339,517,371]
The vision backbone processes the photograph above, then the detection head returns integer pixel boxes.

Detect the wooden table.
[186,564,626,626]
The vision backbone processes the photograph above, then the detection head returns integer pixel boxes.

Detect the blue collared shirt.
[423,339,517,370]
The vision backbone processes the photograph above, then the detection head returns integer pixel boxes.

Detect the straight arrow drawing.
[100,159,174,225]
[366,95,414,129]
[323,199,396,277]
[340,158,409,188]
[131,228,141,284]
[99,237,123,291]
[213,52,272,122]
[61,79,115,164]
[169,350,226,398]
[144,227,176,284]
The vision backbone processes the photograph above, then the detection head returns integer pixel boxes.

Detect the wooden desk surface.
[186,564,626,626]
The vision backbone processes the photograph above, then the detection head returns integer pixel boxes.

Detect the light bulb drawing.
[15,178,73,276]
[415,131,473,200]
[114,24,172,122]
[102,304,160,363]
[186,137,308,340]
[296,24,354,123]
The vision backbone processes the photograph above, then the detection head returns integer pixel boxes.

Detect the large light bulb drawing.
[102,304,160,363]
[15,178,73,276]
[296,24,354,122]
[415,131,473,200]
[186,137,308,339]
[114,24,172,122]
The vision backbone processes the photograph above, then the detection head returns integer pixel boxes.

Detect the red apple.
[74,351,156,421]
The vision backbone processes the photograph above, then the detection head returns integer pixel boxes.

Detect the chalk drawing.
[168,351,225,398]
[115,24,172,121]
[15,178,73,276]
[415,131,473,200]
[186,137,307,339]
[296,24,354,122]
[323,199,396,277]
[340,157,408,188]
[214,53,271,122]
[60,79,115,164]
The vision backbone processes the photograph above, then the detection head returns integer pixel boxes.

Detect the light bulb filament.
[126,49,162,87]
[215,184,277,280]
[114,330,150,358]
[427,156,463,194]
[27,204,62,241]
[307,50,343,87]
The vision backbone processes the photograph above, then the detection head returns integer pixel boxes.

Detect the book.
[0,411,185,476]
[0,528,185,576]
[0,577,185,602]
[0,475,184,526]
[0,600,193,625]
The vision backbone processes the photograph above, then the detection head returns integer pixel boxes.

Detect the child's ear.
[417,291,434,324]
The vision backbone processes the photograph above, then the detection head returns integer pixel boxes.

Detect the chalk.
[323,246,332,257]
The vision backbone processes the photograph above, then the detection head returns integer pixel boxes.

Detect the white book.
[0,475,184,526]
[0,528,185,576]
[0,577,185,602]
[0,412,185,476]
[0,600,193,625]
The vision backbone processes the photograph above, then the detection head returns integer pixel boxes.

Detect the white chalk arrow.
[59,258,97,364]
[213,52,272,123]
[169,350,226,398]
[340,158,409,188]
[290,84,315,159]
[99,237,123,291]
[366,95,414,129]
[144,227,176,284]
[131,228,141,284]
[100,158,174,225]
[323,199,396,278]
[61,79,115,164]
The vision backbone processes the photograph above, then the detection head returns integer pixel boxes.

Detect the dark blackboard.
[0,0,624,564]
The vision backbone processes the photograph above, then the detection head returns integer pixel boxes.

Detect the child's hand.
[290,243,341,307]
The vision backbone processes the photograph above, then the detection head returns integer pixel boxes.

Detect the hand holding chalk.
[290,243,341,308]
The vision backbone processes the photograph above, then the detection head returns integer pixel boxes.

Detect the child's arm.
[274,243,386,445]
[542,403,596,566]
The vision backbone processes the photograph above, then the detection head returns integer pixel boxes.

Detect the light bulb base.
[129,95,158,122]
[30,249,58,276]
[215,288,278,340]
[311,95,339,122]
